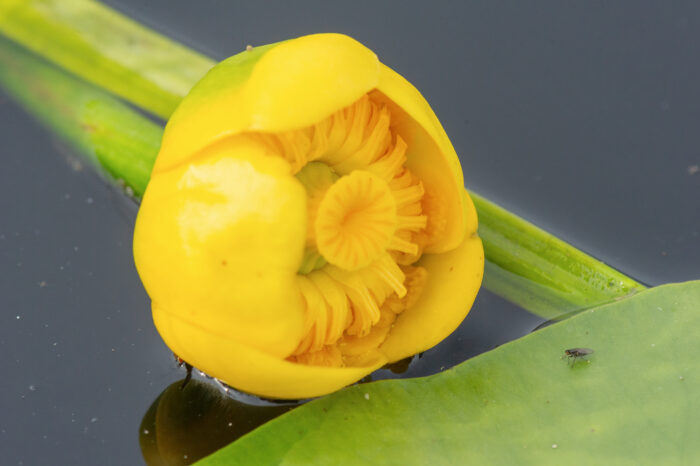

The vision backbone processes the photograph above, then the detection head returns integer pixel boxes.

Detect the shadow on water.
[139,378,297,465]
[138,362,413,464]
[138,359,412,465]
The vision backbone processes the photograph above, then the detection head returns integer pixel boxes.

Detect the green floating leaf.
[198,281,700,465]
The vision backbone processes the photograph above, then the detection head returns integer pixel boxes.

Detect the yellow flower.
[133,33,483,399]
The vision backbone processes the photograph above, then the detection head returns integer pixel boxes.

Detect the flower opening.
[252,95,431,368]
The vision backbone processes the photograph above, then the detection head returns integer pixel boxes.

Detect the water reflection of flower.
[140,379,295,465]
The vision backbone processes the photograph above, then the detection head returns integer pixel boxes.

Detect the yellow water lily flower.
[133,33,483,399]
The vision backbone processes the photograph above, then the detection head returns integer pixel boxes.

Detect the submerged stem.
[0,36,160,197]
[0,2,646,319]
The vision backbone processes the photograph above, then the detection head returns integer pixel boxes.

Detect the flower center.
[315,170,397,271]
[255,94,430,367]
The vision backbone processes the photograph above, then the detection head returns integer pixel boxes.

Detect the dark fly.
[564,347,594,366]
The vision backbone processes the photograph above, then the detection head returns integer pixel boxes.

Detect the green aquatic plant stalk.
[0,0,213,119]
[0,37,160,197]
[473,194,643,318]
[0,4,645,319]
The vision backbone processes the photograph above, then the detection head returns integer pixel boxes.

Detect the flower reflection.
[140,379,295,465]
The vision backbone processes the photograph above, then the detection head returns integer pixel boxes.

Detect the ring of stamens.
[255,94,430,368]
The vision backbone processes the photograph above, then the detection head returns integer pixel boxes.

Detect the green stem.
[0,36,160,197]
[0,0,213,119]
[473,193,643,318]
[0,1,646,319]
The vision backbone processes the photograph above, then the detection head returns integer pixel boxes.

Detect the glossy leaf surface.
[198,281,700,465]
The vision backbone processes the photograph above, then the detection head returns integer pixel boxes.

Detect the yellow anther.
[398,215,428,231]
[257,95,432,367]
[308,271,351,344]
[369,254,407,298]
[388,236,420,256]
[382,265,428,315]
[366,136,408,182]
[392,182,425,209]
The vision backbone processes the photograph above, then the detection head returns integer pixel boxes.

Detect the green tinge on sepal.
[166,42,279,125]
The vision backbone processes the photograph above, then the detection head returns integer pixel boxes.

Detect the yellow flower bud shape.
[133,33,484,399]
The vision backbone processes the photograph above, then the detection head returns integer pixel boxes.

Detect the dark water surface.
[1,2,699,465]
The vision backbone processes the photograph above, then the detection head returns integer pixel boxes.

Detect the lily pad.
[198,281,700,465]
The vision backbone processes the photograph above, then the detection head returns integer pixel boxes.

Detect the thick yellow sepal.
[134,136,307,358]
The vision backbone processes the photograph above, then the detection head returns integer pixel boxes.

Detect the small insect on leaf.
[564,347,594,366]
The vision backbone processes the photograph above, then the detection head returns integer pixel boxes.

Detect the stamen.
[390,231,426,266]
[276,131,312,173]
[369,254,407,298]
[389,168,416,190]
[332,106,392,174]
[308,271,351,344]
[294,277,328,354]
[307,123,329,161]
[324,265,381,337]
[367,136,408,182]
[340,323,392,358]
[320,95,369,167]
[340,95,372,157]
[392,182,424,208]
[397,215,428,231]
[421,187,449,246]
[325,111,349,154]
[257,94,437,367]
[382,266,428,315]
[388,236,419,256]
